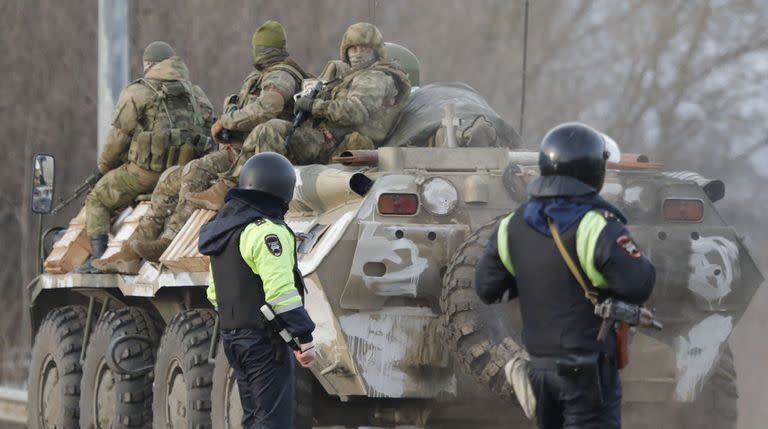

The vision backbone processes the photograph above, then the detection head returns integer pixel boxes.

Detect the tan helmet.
[384,42,420,86]
[340,22,385,64]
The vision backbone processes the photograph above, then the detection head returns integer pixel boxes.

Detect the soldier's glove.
[211,119,224,144]
[293,95,315,116]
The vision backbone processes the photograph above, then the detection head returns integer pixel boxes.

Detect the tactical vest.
[324,61,411,145]
[236,59,310,123]
[210,222,305,330]
[498,206,614,357]
[127,79,209,172]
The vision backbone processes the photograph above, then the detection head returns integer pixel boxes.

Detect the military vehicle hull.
[25,82,763,428]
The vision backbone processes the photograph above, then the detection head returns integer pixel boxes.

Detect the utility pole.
[97,0,129,153]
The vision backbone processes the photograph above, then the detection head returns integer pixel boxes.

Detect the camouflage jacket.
[220,58,310,133]
[312,61,410,145]
[99,57,213,173]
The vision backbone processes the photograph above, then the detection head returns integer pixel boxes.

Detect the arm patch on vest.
[616,235,643,258]
[264,234,283,256]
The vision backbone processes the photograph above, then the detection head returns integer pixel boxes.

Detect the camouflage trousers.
[219,119,335,187]
[137,149,234,241]
[85,163,160,236]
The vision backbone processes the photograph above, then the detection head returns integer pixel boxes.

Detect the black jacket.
[475,175,655,356]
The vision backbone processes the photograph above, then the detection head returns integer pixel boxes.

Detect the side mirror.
[32,154,55,214]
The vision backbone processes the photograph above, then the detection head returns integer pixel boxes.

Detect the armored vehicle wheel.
[210,342,314,428]
[79,307,161,428]
[152,309,216,428]
[624,345,737,429]
[210,344,242,428]
[440,217,523,399]
[27,305,87,429]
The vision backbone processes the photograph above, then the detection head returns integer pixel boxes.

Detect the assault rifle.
[219,129,247,143]
[594,298,663,341]
[52,169,102,214]
[285,80,324,146]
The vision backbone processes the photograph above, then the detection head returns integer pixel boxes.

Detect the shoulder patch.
[264,234,283,256]
[616,235,643,258]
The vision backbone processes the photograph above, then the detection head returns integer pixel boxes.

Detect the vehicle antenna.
[368,0,377,26]
[519,0,530,137]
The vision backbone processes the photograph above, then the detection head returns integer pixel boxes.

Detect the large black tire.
[27,306,87,429]
[623,345,738,429]
[210,342,314,428]
[79,307,161,428]
[210,343,241,428]
[152,309,216,429]
[440,217,524,399]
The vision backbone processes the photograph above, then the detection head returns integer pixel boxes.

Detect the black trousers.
[528,356,622,429]
[221,328,294,429]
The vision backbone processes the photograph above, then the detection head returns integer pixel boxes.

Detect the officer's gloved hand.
[294,342,316,368]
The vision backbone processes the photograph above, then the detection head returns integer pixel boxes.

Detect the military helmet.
[538,122,609,191]
[384,42,420,86]
[340,22,385,63]
[238,152,296,203]
[143,41,175,63]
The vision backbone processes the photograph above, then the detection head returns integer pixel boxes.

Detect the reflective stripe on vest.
[497,212,516,276]
[496,209,611,286]
[575,210,609,288]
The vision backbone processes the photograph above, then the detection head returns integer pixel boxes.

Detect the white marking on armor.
[297,211,356,275]
[623,186,643,204]
[302,278,337,347]
[601,183,623,201]
[674,314,732,401]
[356,222,427,296]
[688,236,739,305]
[340,307,455,398]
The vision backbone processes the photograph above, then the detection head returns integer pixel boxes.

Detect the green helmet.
[384,42,420,86]
[340,22,385,64]
[142,41,175,63]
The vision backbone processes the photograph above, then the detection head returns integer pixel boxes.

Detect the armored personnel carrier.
[25,82,763,428]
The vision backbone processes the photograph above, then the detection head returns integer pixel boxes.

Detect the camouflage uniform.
[130,21,309,262]
[86,55,213,238]
[245,22,411,165]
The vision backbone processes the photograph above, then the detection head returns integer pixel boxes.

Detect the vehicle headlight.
[421,177,458,216]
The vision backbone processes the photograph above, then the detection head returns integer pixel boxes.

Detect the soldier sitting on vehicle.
[185,22,412,212]
[75,41,214,273]
[93,21,311,270]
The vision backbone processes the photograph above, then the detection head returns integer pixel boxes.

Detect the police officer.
[199,152,316,428]
[474,122,655,428]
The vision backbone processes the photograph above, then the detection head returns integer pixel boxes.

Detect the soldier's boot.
[185,180,229,211]
[130,237,172,263]
[91,241,142,274]
[74,235,109,274]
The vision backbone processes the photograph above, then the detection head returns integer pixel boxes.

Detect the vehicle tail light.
[662,199,704,221]
[378,193,418,215]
